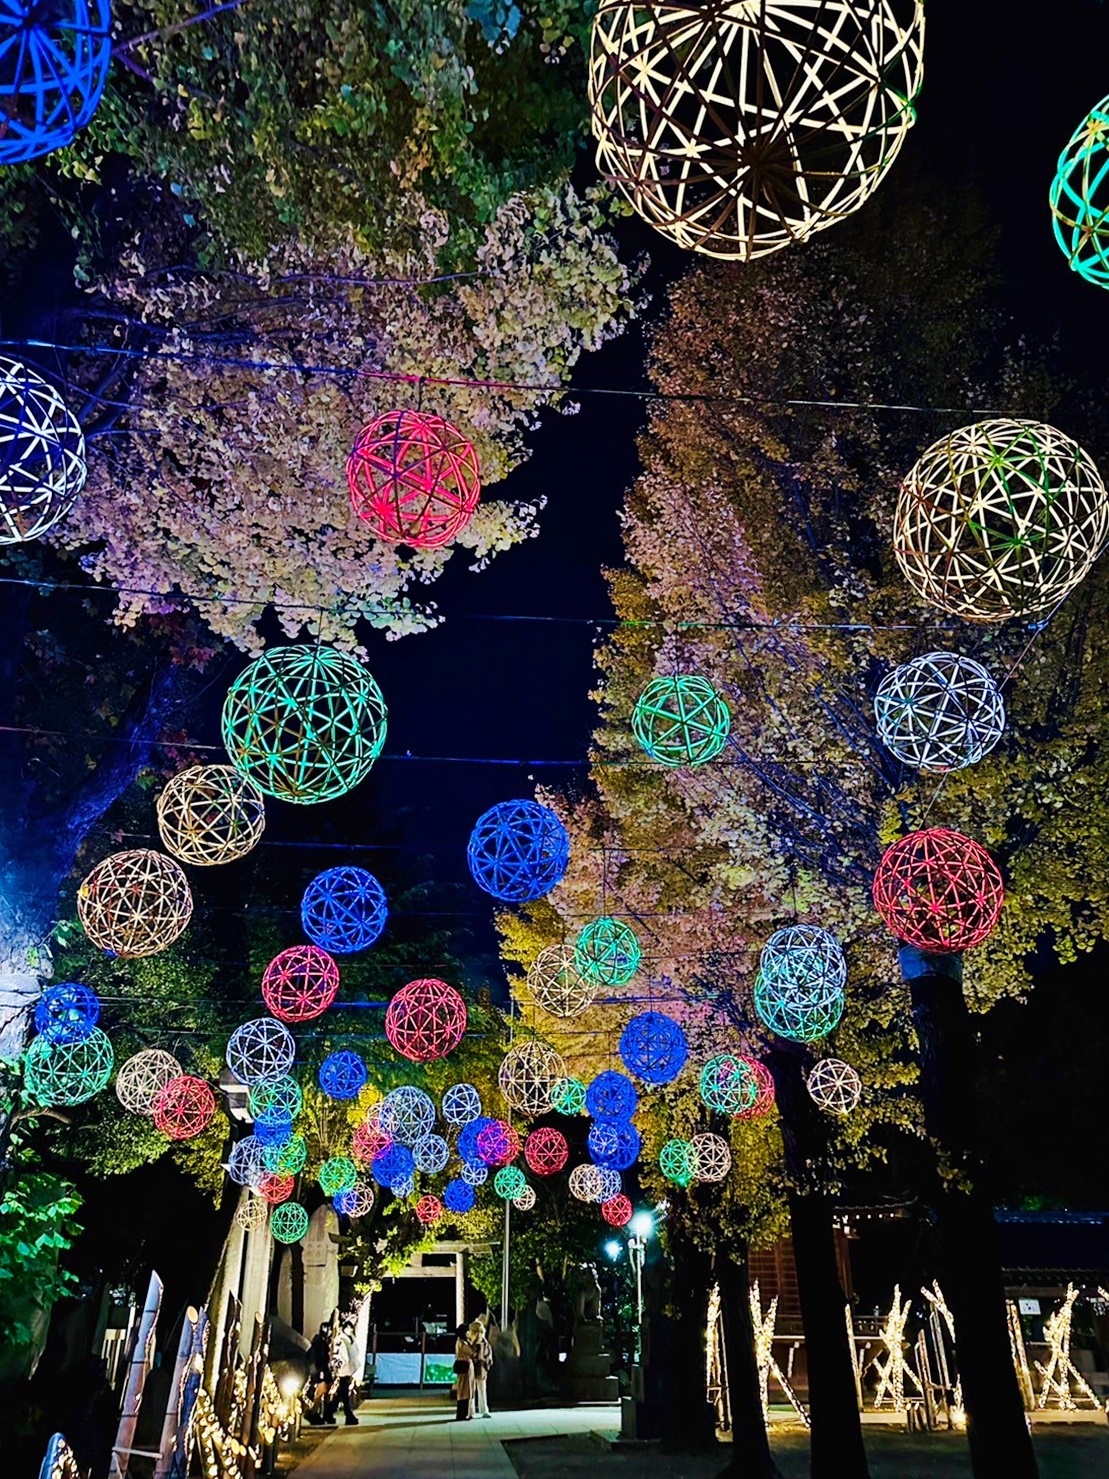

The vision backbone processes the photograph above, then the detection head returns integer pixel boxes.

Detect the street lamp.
[628,1210,654,1360]
[604,1239,623,1263]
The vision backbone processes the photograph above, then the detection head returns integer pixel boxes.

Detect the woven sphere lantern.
[319,1156,358,1197]
[154,1074,217,1140]
[524,1127,569,1177]
[589,0,924,262]
[690,1131,732,1183]
[574,917,641,986]
[894,420,1109,622]
[371,1143,416,1191]
[347,409,481,549]
[1050,95,1109,290]
[235,1196,269,1233]
[334,1181,375,1219]
[0,356,87,542]
[498,1039,565,1116]
[596,1167,622,1202]
[443,1177,476,1214]
[261,945,340,1024]
[263,1132,307,1176]
[0,0,110,164]
[156,765,266,867]
[115,1048,182,1115]
[222,645,387,804]
[258,1173,295,1205]
[619,1011,688,1085]
[736,1058,776,1120]
[754,924,847,1042]
[459,1159,488,1187]
[34,982,99,1044]
[699,1053,758,1117]
[415,1193,445,1226]
[228,1136,268,1188]
[588,1120,641,1172]
[249,1075,302,1121]
[78,848,193,958]
[457,1116,495,1165]
[569,1162,607,1203]
[527,943,596,1018]
[476,1119,521,1168]
[393,1174,416,1200]
[874,652,1006,773]
[632,675,730,766]
[24,1027,113,1106]
[226,1017,296,1086]
[413,1133,450,1175]
[494,1165,527,1200]
[270,1202,310,1243]
[352,1122,392,1165]
[602,1193,633,1228]
[442,1082,482,1126]
[301,866,387,954]
[872,827,1004,952]
[385,978,467,1062]
[466,800,570,903]
[380,1085,437,1145]
[807,1058,862,1114]
[318,1050,367,1100]
[513,1184,537,1212]
[659,1137,699,1188]
[254,1111,293,1148]
[585,1069,638,1122]
[551,1076,587,1116]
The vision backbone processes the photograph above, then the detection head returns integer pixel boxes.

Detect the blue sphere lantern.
[371,1143,416,1189]
[466,799,570,902]
[0,0,111,165]
[254,1109,293,1147]
[413,1133,450,1174]
[588,1120,641,1171]
[301,866,387,954]
[444,1177,476,1214]
[586,1070,638,1122]
[457,1115,495,1164]
[34,982,99,1045]
[318,1050,367,1100]
[619,1011,688,1085]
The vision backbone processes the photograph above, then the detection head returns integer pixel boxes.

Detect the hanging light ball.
[235,1196,269,1233]
[619,1011,688,1085]
[589,0,924,261]
[512,1184,537,1212]
[34,982,99,1044]
[335,1181,376,1219]
[270,1202,310,1244]
[466,800,571,903]
[228,1136,268,1188]
[413,1134,451,1175]
[0,0,110,164]
[528,944,596,1017]
[754,924,847,1043]
[444,1178,476,1214]
[261,945,340,1023]
[371,1143,417,1190]
[894,420,1109,622]
[347,409,481,549]
[156,764,266,867]
[874,652,1006,773]
[352,1122,392,1165]
[301,866,387,954]
[115,1048,182,1115]
[457,1116,495,1166]
[574,917,641,986]
[807,1059,862,1115]
[690,1132,732,1183]
[226,1017,296,1086]
[498,1039,565,1116]
[602,1194,633,1229]
[459,1160,488,1188]
[659,1137,699,1188]
[441,1082,482,1126]
[153,1075,217,1140]
[1050,95,1109,290]
[873,827,1004,952]
[415,1193,445,1225]
[24,1028,113,1106]
[587,1120,641,1172]
[524,1127,569,1177]
[254,1110,293,1148]
[585,1070,638,1122]
[258,1173,295,1206]
[222,644,388,805]
[632,675,730,766]
[551,1076,587,1116]
[78,849,193,958]
[249,1075,303,1122]
[318,1050,367,1100]
[319,1156,358,1197]
[699,1053,758,1116]
[494,1166,527,1200]
[736,1059,776,1120]
[476,1120,521,1168]
[379,1085,437,1145]
[385,978,467,1062]
[596,1167,623,1202]
[0,356,87,541]
[263,1132,307,1176]
[569,1163,606,1203]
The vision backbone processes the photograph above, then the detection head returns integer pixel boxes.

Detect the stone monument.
[566,1262,618,1402]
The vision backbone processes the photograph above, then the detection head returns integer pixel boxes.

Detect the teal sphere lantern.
[263,1132,307,1176]
[659,1137,698,1188]
[270,1201,310,1243]
[574,916,641,986]
[318,1155,358,1196]
[551,1076,587,1115]
[1050,95,1109,290]
[632,674,730,766]
[494,1165,527,1200]
[24,1027,113,1106]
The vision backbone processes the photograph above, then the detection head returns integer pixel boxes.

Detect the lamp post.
[628,1211,655,1362]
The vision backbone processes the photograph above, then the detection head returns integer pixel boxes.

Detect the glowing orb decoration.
[874,652,1006,773]
[589,0,924,261]
[24,1027,113,1106]
[494,1166,527,1200]
[476,1119,521,1168]
[228,1136,267,1188]
[602,1193,633,1228]
[77,848,193,958]
[574,917,641,986]
[301,866,387,954]
[466,800,570,903]
[335,1181,375,1218]
[115,1048,182,1115]
[235,1196,269,1233]
[261,945,340,1023]
[894,420,1109,622]
[34,982,99,1044]
[807,1058,862,1114]
[270,1202,310,1243]
[585,1070,638,1122]
[736,1058,776,1120]
[596,1167,623,1201]
[249,1075,302,1121]
[444,1178,476,1214]
[318,1050,367,1100]
[1050,95,1109,290]
[371,1143,416,1190]
[755,925,847,1042]
[527,943,596,1017]
[498,1039,565,1116]
[319,1156,358,1197]
[0,356,87,541]
[632,674,730,766]
[347,408,481,549]
[442,1082,482,1125]
[226,1017,296,1086]
[459,1160,488,1187]
[699,1053,758,1116]
[619,1011,688,1084]
[258,1173,294,1205]
[659,1137,699,1187]
[551,1076,587,1116]
[254,1111,292,1148]
[153,1075,217,1140]
[156,765,266,867]
[524,1127,569,1177]
[690,1132,732,1183]
[385,978,467,1062]
[415,1193,445,1225]
[569,1163,606,1203]
[263,1132,307,1176]
[513,1184,537,1211]
[413,1133,450,1174]
[393,1174,415,1199]
[380,1086,437,1145]
[760,924,847,994]
[352,1122,392,1164]
[0,0,110,164]
[588,1120,641,1171]
[458,1116,495,1164]
[222,644,388,804]
[873,827,1004,952]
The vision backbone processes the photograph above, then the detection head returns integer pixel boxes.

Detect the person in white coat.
[324,1320,363,1425]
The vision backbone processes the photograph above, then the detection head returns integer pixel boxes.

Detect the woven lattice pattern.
[335,1181,375,1218]
[736,1058,776,1119]
[494,1165,527,1200]
[318,1050,367,1100]
[467,799,570,902]
[444,1178,476,1214]
[229,1136,267,1188]
[78,848,193,958]
[895,420,1109,622]
[156,764,266,866]
[319,1156,358,1196]
[153,1074,217,1140]
[249,1075,302,1120]
[586,1069,638,1121]
[24,1027,113,1106]
[528,943,596,1017]
[385,978,467,1061]
[347,409,481,548]
[476,1119,521,1167]
[588,1120,641,1170]
[259,1173,294,1205]
[872,827,1004,952]
[1050,96,1109,290]
[413,1133,450,1174]
[603,1193,633,1227]
[261,945,340,1023]
[0,0,110,163]
[0,356,86,542]
[619,1010,688,1084]
[235,1196,269,1233]
[34,982,98,1044]
[498,1039,565,1115]
[115,1048,182,1115]
[551,1076,587,1115]
[690,1131,731,1182]
[807,1058,861,1114]
[589,0,924,261]
[569,1162,607,1202]
[270,1202,309,1243]
[301,866,387,953]
[524,1127,569,1176]
[574,916,641,986]
[754,971,844,1042]
[379,1085,437,1145]
[659,1137,698,1187]
[513,1184,537,1211]
[699,1053,758,1116]
[263,1132,307,1175]
[415,1193,444,1225]
[632,674,730,765]
[442,1082,482,1125]
[875,652,1006,772]
[352,1122,392,1164]
[459,1159,487,1187]
[371,1143,416,1190]
[226,1016,296,1085]
[222,644,388,804]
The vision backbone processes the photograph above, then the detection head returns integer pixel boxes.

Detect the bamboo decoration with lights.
[750,1281,809,1427]
[1035,1285,1102,1411]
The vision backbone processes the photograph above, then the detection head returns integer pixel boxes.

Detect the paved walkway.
[291,1392,621,1479]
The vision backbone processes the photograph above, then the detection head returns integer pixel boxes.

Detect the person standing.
[453,1323,474,1421]
[469,1318,494,1418]
[304,1321,334,1426]
[324,1319,362,1426]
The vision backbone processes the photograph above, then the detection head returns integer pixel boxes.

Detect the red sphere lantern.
[346,409,481,549]
[153,1075,216,1141]
[415,1194,444,1226]
[476,1118,521,1168]
[261,945,340,1023]
[735,1058,776,1120]
[524,1126,568,1176]
[385,978,467,1062]
[352,1121,392,1164]
[602,1194,633,1228]
[258,1173,295,1205]
[873,828,1004,952]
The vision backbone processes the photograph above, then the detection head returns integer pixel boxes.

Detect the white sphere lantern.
[527,944,597,1018]
[498,1039,565,1116]
[115,1048,182,1115]
[0,356,87,544]
[874,652,1006,772]
[806,1058,861,1114]
[690,1131,732,1183]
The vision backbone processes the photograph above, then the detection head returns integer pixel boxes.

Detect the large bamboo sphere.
[77,849,193,957]
[156,764,266,866]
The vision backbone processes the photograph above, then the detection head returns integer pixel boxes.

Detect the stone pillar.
[455,1251,465,1328]
[303,1205,340,1334]
[237,1225,273,1358]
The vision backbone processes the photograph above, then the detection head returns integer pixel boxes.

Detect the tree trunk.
[903,946,1039,1479]
[659,1219,717,1451]
[769,1044,870,1479]
[716,1244,782,1479]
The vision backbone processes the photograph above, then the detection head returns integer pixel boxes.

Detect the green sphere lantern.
[574,917,641,986]
[494,1166,527,1200]
[632,674,730,766]
[249,1075,303,1121]
[659,1137,698,1188]
[318,1155,358,1196]
[270,1202,310,1243]
[263,1132,307,1176]
[24,1028,113,1106]
[551,1076,587,1115]
[1050,95,1109,290]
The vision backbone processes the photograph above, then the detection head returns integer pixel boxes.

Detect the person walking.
[324,1319,363,1426]
[453,1323,475,1421]
[469,1318,494,1418]
[304,1321,334,1426]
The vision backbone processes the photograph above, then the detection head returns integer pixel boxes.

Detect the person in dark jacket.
[304,1322,334,1425]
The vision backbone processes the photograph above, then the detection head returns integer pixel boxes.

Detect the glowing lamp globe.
[263,1133,307,1176]
[807,1058,862,1114]
[347,409,481,548]
[385,978,467,1062]
[380,1086,436,1144]
[116,1048,182,1115]
[513,1185,537,1211]
[442,1082,482,1125]
[528,944,596,1017]
[574,917,640,986]
[416,1193,445,1225]
[352,1122,392,1164]
[228,1136,267,1188]
[497,1039,565,1116]
[24,1027,113,1106]
[262,945,340,1023]
[736,1059,776,1120]
[585,1070,638,1122]
[1050,95,1109,290]
[226,1017,296,1086]
[619,1011,688,1085]
[699,1053,758,1116]
[459,1160,488,1187]
[873,827,1004,952]
[754,925,847,1042]
[602,1194,633,1228]
[0,0,110,164]
[632,675,730,766]
[34,982,99,1044]
[318,1050,367,1100]
[494,1166,527,1200]
[235,1196,269,1233]
[659,1137,699,1188]
[589,0,924,261]
[874,652,1006,773]
[301,866,387,954]
[413,1133,450,1174]
[258,1173,295,1205]
[569,1163,606,1203]
[444,1178,476,1214]
[222,644,387,804]
[153,1075,217,1140]
[250,1075,302,1121]
[588,1120,641,1172]
[335,1181,375,1218]
[466,800,570,903]
[524,1127,569,1177]
[458,1117,495,1165]
[760,924,847,994]
[77,849,193,958]
[319,1156,358,1197]
[371,1143,416,1189]
[476,1120,521,1168]
[551,1076,587,1116]
[895,420,1109,622]
[270,1202,310,1243]
[156,765,266,867]
[691,1132,731,1183]
[0,356,86,541]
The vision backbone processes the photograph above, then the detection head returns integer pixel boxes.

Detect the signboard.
[1018,1298,1041,1316]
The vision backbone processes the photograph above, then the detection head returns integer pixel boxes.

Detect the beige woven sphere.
[512,1184,537,1212]
[235,1195,270,1233]
[806,1058,861,1115]
[690,1131,732,1183]
[115,1048,182,1115]
[156,764,266,866]
[568,1163,606,1203]
[498,1039,565,1116]
[78,849,193,957]
[527,944,597,1018]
